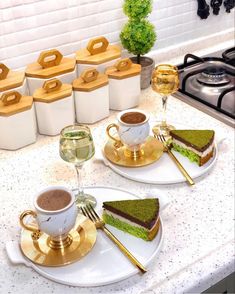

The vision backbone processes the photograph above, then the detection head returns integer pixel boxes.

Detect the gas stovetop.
[174,47,235,127]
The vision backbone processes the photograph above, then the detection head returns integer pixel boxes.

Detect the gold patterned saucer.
[20,214,97,267]
[103,136,164,167]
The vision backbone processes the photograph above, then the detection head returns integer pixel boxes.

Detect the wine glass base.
[75,193,97,208]
[152,123,175,138]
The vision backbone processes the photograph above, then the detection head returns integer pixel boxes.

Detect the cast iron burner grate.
[176,53,235,123]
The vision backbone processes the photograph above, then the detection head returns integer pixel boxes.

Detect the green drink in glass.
[60,125,96,208]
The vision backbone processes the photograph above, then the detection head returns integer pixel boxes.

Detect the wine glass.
[151,64,179,137]
[59,124,96,208]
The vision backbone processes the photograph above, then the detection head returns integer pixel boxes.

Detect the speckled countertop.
[1,47,235,293]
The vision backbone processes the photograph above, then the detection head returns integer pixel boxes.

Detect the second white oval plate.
[99,122,218,184]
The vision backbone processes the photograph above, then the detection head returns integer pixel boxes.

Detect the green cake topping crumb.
[103,198,159,223]
[170,130,214,149]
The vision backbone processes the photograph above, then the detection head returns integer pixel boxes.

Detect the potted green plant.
[120,0,156,89]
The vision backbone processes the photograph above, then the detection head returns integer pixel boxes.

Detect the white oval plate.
[8,186,164,287]
[99,122,218,184]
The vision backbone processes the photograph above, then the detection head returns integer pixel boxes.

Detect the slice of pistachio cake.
[170,130,215,166]
[102,198,160,241]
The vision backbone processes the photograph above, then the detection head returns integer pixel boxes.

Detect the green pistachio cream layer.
[102,213,150,241]
[172,142,200,164]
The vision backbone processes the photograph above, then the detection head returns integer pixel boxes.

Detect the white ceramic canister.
[105,58,141,111]
[0,63,28,98]
[33,79,75,136]
[0,91,37,150]
[26,49,76,95]
[73,68,109,124]
[76,36,121,76]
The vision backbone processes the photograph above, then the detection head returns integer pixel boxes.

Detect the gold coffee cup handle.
[106,123,123,148]
[19,210,41,241]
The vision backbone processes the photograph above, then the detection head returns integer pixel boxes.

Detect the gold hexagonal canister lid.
[33,78,72,103]
[73,68,108,92]
[105,58,141,80]
[0,63,25,92]
[26,49,76,79]
[0,91,33,116]
[76,36,121,65]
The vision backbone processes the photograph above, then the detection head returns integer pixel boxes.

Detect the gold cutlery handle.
[167,149,195,185]
[103,226,147,273]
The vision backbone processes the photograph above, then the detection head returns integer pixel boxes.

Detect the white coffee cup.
[106,109,150,154]
[19,186,77,246]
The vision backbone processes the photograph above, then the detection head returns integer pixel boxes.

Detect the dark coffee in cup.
[37,189,71,211]
[120,111,146,124]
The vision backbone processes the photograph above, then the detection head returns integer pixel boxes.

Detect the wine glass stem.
[161,95,168,127]
[75,164,84,198]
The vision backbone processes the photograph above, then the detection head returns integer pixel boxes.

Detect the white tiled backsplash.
[0,0,234,69]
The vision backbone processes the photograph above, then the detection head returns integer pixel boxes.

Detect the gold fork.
[81,204,147,273]
[157,134,195,186]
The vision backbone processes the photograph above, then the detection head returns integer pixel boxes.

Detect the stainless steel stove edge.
[173,91,235,128]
